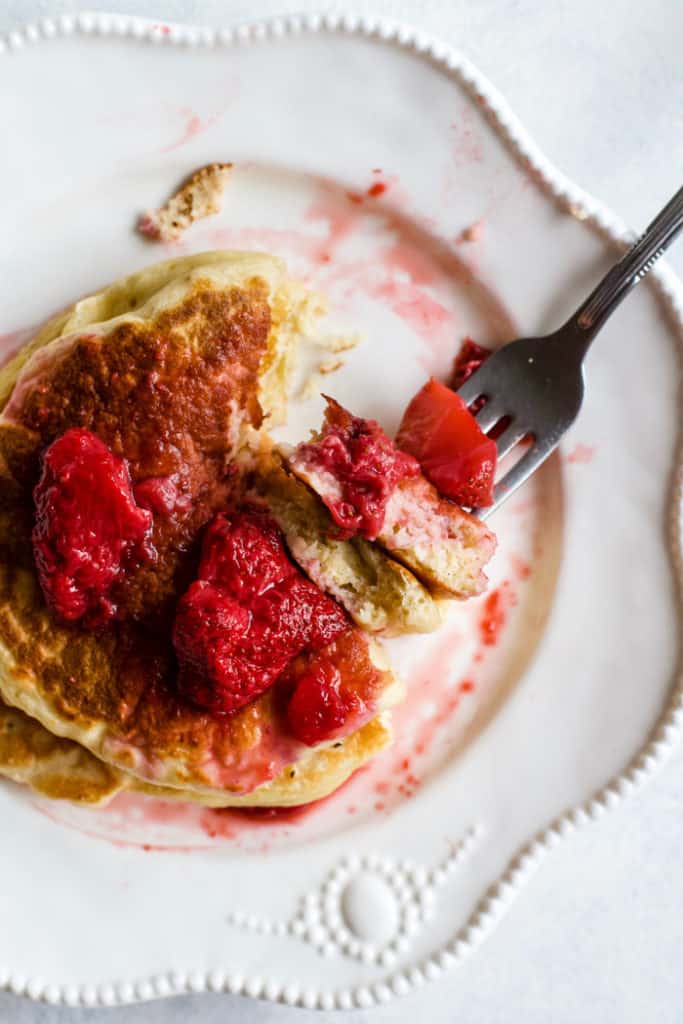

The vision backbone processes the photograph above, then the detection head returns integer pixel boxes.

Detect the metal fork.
[457,185,683,519]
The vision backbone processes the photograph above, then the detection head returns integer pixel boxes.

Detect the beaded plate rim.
[1,8,682,1010]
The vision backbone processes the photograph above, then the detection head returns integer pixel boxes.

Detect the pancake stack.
[0,253,494,807]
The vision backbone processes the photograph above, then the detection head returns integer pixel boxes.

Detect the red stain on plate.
[478,582,516,647]
[509,554,532,581]
[410,678,478,762]
[305,190,362,259]
[30,764,373,853]
[161,107,223,153]
[367,278,452,348]
[566,443,596,464]
[380,238,440,285]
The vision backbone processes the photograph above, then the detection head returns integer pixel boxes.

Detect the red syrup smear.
[367,280,452,353]
[385,623,465,794]
[30,797,207,855]
[306,190,361,259]
[509,554,532,581]
[200,179,511,375]
[372,571,528,804]
[479,582,517,647]
[160,107,222,153]
[299,187,459,366]
[346,178,390,205]
[411,679,478,762]
[198,783,356,839]
[31,768,373,854]
[566,443,596,464]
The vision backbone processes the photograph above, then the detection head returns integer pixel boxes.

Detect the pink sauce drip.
[196,176,509,375]
[29,766,374,854]
[305,191,361,261]
[509,554,532,581]
[366,279,452,354]
[478,582,517,647]
[161,107,222,153]
[566,443,596,464]
[409,678,477,769]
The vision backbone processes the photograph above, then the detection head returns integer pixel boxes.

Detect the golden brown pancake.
[0,253,401,805]
[0,694,391,808]
[0,698,125,805]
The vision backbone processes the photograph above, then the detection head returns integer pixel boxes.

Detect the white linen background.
[1,1,682,1021]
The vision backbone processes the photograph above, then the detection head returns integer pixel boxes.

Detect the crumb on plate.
[137,162,233,242]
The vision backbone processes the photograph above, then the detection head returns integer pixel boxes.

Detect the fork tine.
[474,396,509,434]
[455,374,488,407]
[494,421,529,461]
[492,446,542,505]
[476,443,549,519]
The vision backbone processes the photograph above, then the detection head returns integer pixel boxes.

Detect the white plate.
[1,12,682,1012]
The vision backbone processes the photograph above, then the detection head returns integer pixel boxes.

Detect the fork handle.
[567,184,683,348]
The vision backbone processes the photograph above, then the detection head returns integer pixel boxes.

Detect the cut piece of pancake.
[0,253,403,806]
[286,403,496,598]
[375,475,497,597]
[251,451,443,636]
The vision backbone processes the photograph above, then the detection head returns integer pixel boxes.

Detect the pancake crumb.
[310,332,361,353]
[319,358,345,375]
[138,162,233,242]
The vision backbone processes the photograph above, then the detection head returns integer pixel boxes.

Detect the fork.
[457,185,683,519]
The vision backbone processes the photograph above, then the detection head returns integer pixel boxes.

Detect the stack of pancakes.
[0,253,493,808]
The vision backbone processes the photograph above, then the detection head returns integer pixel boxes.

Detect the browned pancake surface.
[0,278,306,794]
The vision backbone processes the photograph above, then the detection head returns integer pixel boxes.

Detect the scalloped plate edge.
[1,8,683,1011]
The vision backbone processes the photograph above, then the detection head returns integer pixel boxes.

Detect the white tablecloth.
[2,1,683,1021]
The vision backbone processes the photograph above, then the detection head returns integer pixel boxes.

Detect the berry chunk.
[173,508,349,716]
[173,580,291,716]
[199,505,295,602]
[32,428,154,624]
[286,630,380,746]
[287,662,354,746]
[451,337,491,391]
[288,396,420,540]
[251,575,348,653]
[396,377,497,508]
